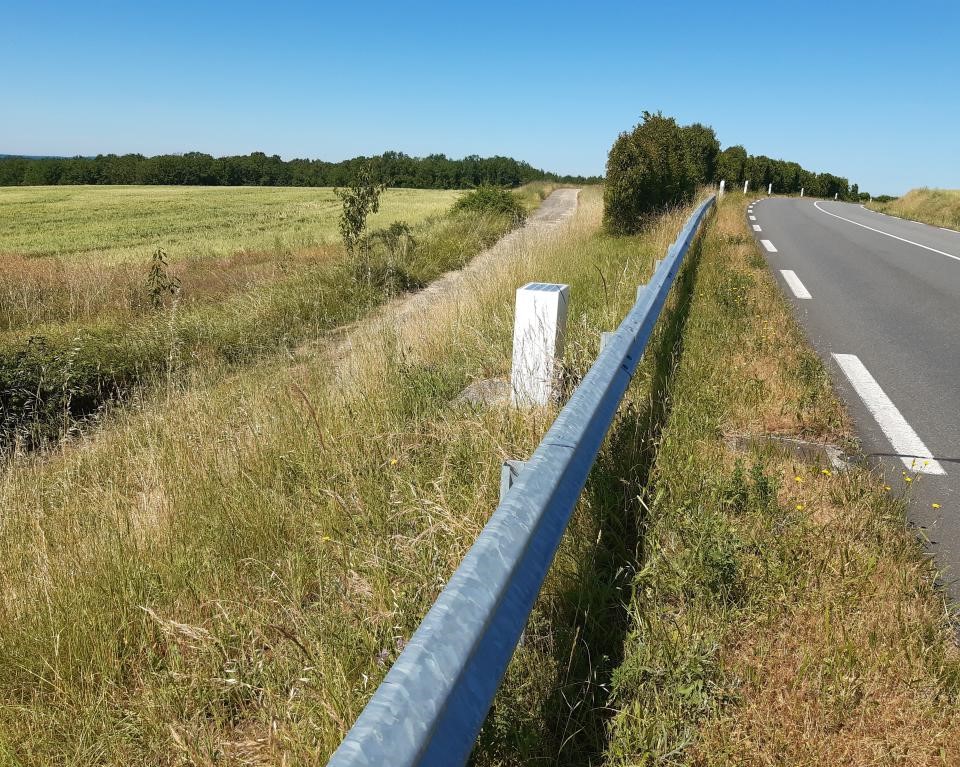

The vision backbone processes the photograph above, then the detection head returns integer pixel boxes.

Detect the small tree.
[335,164,386,256]
[146,246,180,309]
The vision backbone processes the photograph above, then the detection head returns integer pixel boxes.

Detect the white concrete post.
[510,282,570,406]
[743,180,749,194]
[800,187,804,197]
[719,179,726,196]
[768,183,772,195]
[834,193,838,200]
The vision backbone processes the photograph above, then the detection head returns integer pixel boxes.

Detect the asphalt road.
[748,196,960,600]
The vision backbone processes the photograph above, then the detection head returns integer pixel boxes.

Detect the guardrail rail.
[327,194,717,767]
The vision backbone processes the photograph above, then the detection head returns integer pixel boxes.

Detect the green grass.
[603,193,960,765]
[0,187,526,450]
[866,187,960,230]
[0,185,459,265]
[3,186,955,766]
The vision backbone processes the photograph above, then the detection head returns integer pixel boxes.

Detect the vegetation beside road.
[0,185,538,451]
[867,187,960,230]
[603,192,960,765]
[604,112,856,235]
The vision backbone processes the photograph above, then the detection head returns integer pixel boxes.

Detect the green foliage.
[0,151,601,188]
[451,185,527,224]
[680,122,721,187]
[335,165,386,255]
[145,246,180,310]
[873,194,898,203]
[604,112,697,234]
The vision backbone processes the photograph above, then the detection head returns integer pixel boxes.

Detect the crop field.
[0,185,459,265]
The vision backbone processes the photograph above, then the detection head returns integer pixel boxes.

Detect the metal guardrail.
[327,194,716,767]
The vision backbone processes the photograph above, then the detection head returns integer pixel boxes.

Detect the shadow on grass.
[474,234,706,765]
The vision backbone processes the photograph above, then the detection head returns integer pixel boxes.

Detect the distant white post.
[743,180,749,194]
[768,183,772,195]
[719,179,725,196]
[834,193,838,200]
[511,282,570,406]
[800,187,804,197]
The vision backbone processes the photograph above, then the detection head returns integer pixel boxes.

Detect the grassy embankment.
[604,192,960,765]
[0,183,669,764]
[2,185,956,765]
[0,185,535,448]
[867,188,960,230]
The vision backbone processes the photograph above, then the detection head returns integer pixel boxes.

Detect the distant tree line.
[0,151,600,188]
[605,112,860,234]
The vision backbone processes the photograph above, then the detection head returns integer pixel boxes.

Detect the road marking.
[832,353,945,475]
[814,201,960,263]
[752,224,761,231]
[749,215,756,221]
[761,239,777,252]
[780,269,811,299]
[941,227,959,234]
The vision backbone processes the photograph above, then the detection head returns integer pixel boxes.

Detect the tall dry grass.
[867,187,960,230]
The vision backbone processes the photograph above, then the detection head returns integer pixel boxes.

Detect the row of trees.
[0,151,600,188]
[605,112,858,234]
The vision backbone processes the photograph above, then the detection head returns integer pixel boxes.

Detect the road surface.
[748,196,960,600]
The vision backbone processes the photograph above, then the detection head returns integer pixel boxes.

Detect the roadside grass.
[604,192,960,765]
[866,187,960,230]
[0,184,676,764]
[0,190,532,450]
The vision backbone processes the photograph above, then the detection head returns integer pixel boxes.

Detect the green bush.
[452,186,527,224]
[603,112,698,235]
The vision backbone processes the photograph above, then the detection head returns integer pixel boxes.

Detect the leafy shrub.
[452,186,526,225]
[603,112,697,235]
[873,194,898,203]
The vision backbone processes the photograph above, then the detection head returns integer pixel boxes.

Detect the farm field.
[0,185,459,264]
[0,184,542,449]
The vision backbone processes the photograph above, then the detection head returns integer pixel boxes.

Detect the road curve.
[748,196,960,601]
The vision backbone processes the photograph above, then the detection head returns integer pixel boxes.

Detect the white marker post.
[743,180,749,194]
[768,183,772,195]
[719,179,725,196]
[800,187,804,197]
[510,282,570,407]
[834,193,838,200]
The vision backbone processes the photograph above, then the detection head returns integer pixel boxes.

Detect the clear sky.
[2,1,957,195]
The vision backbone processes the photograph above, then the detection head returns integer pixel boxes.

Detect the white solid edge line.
[761,239,777,252]
[752,224,762,231]
[814,201,960,263]
[780,269,812,299]
[832,353,946,475]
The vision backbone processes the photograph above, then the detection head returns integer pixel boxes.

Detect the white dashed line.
[780,269,812,299]
[752,224,761,231]
[749,215,756,221]
[814,201,960,263]
[832,354,945,475]
[761,239,777,252]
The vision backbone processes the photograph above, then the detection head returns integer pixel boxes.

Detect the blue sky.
[2,1,957,194]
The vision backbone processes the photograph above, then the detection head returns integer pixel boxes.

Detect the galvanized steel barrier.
[327,194,716,767]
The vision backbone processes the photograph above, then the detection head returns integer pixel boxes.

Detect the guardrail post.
[510,282,570,407]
